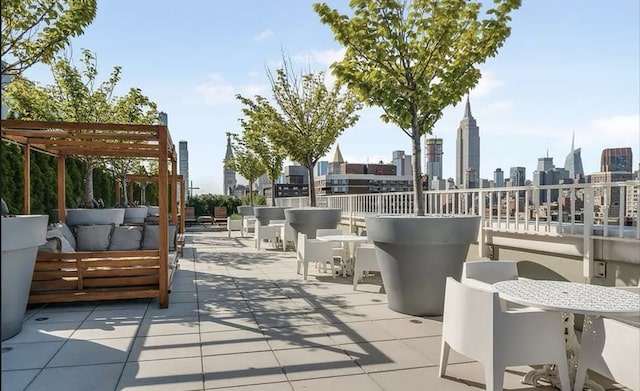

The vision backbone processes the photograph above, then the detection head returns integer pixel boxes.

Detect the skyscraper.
[563,132,584,180]
[493,168,505,187]
[223,134,237,195]
[392,150,412,176]
[455,96,480,188]
[601,148,633,172]
[178,141,189,199]
[328,144,344,174]
[425,137,443,182]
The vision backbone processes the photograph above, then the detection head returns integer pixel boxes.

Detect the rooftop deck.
[2,230,630,391]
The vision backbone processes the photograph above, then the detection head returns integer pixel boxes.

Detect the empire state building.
[455,96,480,188]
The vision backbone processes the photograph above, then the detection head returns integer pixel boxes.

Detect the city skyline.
[16,0,640,194]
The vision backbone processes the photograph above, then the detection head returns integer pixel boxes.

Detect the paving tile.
[443,362,558,390]
[1,341,63,370]
[401,336,474,365]
[369,366,474,391]
[87,308,146,321]
[168,291,199,303]
[138,316,200,337]
[47,337,133,367]
[273,346,363,381]
[342,340,435,373]
[199,300,251,314]
[2,322,78,343]
[371,317,442,339]
[211,382,293,391]
[253,310,318,328]
[24,310,91,324]
[198,312,260,333]
[321,321,396,345]
[129,333,201,361]
[263,325,335,351]
[118,357,203,391]
[291,373,383,391]
[200,329,270,356]
[26,363,125,391]
[1,369,40,391]
[202,351,287,389]
[145,302,199,318]
[72,320,141,340]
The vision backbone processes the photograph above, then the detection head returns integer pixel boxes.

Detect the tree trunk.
[307,156,316,207]
[84,161,95,208]
[411,127,424,216]
[270,178,276,206]
[249,182,254,206]
[121,176,129,207]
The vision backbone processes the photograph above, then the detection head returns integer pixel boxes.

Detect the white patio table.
[493,279,640,391]
[316,234,369,277]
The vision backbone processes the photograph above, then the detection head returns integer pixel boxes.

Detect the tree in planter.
[1,0,97,76]
[224,132,266,206]
[236,95,287,207]
[240,57,361,207]
[5,49,159,208]
[314,0,520,215]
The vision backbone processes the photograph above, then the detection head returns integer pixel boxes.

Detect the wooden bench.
[30,250,177,307]
[184,207,197,226]
[213,206,227,225]
[176,233,186,256]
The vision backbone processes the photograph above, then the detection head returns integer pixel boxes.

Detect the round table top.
[493,279,640,316]
[316,234,369,243]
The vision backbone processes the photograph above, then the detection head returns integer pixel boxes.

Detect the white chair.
[574,286,640,391]
[254,220,280,250]
[279,221,296,252]
[316,228,347,257]
[353,244,380,291]
[439,277,571,391]
[461,260,525,310]
[296,232,337,280]
[242,216,256,237]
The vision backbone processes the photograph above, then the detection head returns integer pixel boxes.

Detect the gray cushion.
[108,225,143,251]
[142,224,177,251]
[46,228,76,253]
[38,237,61,253]
[49,222,76,250]
[75,224,114,251]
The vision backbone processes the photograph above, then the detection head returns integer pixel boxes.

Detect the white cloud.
[195,74,235,105]
[253,29,274,41]
[470,70,503,99]
[290,48,346,69]
[239,83,268,96]
[583,113,640,148]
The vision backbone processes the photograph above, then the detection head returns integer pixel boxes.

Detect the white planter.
[365,214,480,316]
[1,215,48,341]
[124,206,149,224]
[61,208,125,226]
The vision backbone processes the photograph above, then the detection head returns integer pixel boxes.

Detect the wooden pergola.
[1,119,183,308]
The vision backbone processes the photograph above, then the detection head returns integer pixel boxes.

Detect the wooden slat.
[83,276,159,288]
[37,250,158,260]
[34,260,78,270]
[33,270,78,279]
[83,268,159,278]
[80,258,160,267]
[1,119,162,134]
[29,288,160,304]
[31,279,78,290]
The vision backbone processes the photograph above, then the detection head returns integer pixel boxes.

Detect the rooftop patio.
[1,229,630,391]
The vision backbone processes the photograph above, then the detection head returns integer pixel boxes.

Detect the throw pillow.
[75,224,114,251]
[109,225,143,251]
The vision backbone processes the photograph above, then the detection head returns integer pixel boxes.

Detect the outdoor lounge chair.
[439,277,571,391]
[213,206,227,225]
[184,206,197,226]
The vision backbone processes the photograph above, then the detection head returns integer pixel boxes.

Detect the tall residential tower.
[455,96,480,188]
[425,137,443,184]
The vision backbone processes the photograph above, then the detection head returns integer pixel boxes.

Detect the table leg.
[520,312,605,391]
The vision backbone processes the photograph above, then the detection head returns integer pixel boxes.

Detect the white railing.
[276,181,640,276]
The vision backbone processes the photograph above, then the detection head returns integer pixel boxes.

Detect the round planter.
[253,206,289,226]
[147,206,160,216]
[124,206,149,224]
[365,214,480,316]
[1,215,48,341]
[237,206,254,217]
[60,208,125,226]
[284,207,342,249]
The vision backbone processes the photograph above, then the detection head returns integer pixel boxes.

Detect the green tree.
[314,0,520,215]
[224,132,266,206]
[241,57,361,206]
[236,95,287,207]
[1,0,97,76]
[5,49,159,207]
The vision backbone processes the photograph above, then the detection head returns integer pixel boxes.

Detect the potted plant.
[315,0,520,315]
[1,200,48,340]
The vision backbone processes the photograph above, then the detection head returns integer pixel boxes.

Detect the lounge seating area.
[3,229,635,391]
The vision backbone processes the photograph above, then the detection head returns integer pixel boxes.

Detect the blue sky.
[23,0,640,194]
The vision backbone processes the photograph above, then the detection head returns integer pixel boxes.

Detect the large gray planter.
[124,206,149,224]
[237,206,254,217]
[1,215,48,341]
[365,214,480,316]
[284,207,342,249]
[58,208,125,226]
[253,206,289,226]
